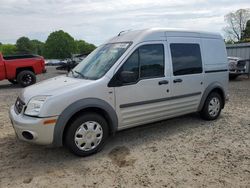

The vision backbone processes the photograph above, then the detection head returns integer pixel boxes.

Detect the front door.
[111,42,172,129]
[167,37,204,114]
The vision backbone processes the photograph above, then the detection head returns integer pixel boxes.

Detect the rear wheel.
[65,113,109,157]
[8,79,18,84]
[200,92,222,120]
[17,70,36,87]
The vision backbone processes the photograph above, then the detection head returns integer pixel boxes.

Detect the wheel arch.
[53,98,118,147]
[198,82,226,111]
[16,67,35,77]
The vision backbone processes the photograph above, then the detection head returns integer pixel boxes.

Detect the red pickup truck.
[0,53,46,87]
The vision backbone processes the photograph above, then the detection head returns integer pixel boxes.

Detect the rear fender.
[198,82,226,111]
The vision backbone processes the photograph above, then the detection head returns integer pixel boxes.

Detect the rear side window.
[170,43,202,76]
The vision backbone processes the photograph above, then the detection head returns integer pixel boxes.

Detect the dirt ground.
[0,67,249,188]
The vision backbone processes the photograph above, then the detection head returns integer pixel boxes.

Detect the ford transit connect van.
[9,28,229,156]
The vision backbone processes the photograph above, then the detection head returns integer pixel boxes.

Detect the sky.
[0,0,249,45]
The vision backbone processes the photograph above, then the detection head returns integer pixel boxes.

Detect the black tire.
[8,79,18,84]
[229,74,238,80]
[17,70,36,87]
[200,92,222,120]
[65,113,109,157]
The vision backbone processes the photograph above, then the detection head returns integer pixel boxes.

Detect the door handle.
[173,79,182,83]
[158,80,169,85]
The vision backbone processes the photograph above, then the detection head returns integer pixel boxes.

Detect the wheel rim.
[74,121,103,151]
[22,74,32,85]
[208,97,220,117]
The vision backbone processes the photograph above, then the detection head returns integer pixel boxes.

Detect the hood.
[20,75,93,103]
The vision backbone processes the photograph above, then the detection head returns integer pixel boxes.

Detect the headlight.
[229,62,236,69]
[24,96,49,116]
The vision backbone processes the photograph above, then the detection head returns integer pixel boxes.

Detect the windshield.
[69,42,131,80]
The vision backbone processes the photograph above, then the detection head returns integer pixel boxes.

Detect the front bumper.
[229,69,246,75]
[9,105,57,145]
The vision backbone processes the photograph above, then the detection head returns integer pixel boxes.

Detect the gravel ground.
[0,67,249,188]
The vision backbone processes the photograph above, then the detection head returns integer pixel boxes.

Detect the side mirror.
[119,71,137,83]
[108,70,138,87]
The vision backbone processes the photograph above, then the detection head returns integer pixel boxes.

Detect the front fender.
[52,98,118,147]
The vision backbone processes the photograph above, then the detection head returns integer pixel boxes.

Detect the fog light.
[22,131,34,140]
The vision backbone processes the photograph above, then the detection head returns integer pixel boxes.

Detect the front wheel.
[17,70,36,87]
[200,92,222,120]
[65,113,109,157]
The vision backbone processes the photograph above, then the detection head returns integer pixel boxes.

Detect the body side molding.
[205,69,228,73]
[120,92,202,108]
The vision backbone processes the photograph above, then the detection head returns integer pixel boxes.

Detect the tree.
[224,9,250,42]
[44,30,76,59]
[0,44,17,56]
[16,37,34,54]
[30,40,44,55]
[242,20,250,41]
[75,40,96,54]
[225,39,235,44]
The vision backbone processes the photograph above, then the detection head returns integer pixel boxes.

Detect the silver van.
[9,28,229,156]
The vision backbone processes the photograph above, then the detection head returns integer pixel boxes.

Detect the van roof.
[106,28,223,44]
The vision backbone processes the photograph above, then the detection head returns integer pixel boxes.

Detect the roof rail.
[118,30,130,36]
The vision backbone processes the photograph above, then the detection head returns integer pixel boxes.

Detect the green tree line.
[0,30,96,58]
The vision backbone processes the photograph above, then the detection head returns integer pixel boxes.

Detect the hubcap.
[22,74,32,85]
[74,121,103,151]
[208,97,220,117]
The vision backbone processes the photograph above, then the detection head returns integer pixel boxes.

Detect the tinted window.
[119,50,139,83]
[116,44,165,85]
[140,44,164,78]
[170,44,202,76]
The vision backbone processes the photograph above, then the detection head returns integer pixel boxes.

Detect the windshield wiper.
[73,70,89,79]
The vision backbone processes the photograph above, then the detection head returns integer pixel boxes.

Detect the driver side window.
[118,49,139,83]
[140,44,164,78]
[109,43,165,87]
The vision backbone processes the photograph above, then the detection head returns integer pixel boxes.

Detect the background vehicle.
[228,56,248,79]
[56,53,89,72]
[9,28,229,157]
[56,59,78,72]
[0,53,46,87]
[45,59,65,66]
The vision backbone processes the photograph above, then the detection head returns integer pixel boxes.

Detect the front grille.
[15,97,25,114]
[237,61,246,69]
